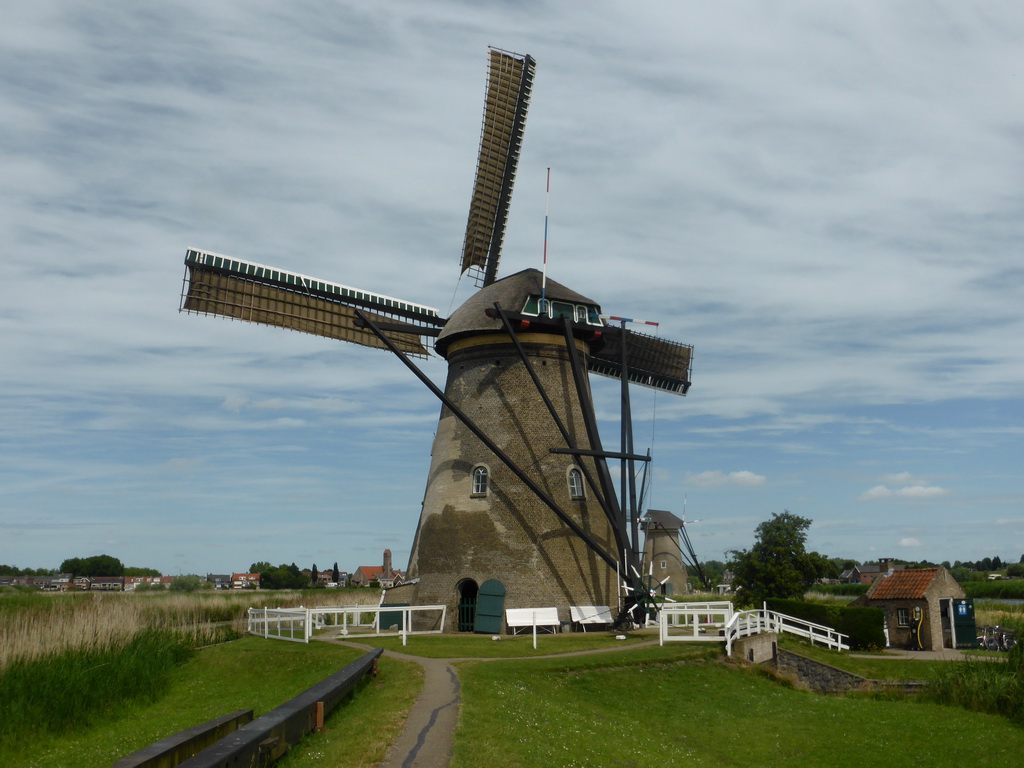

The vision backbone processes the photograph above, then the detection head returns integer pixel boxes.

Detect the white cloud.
[894,485,949,498]
[858,485,893,501]
[899,538,921,548]
[688,470,766,488]
[859,480,949,500]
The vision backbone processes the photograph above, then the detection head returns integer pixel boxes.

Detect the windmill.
[179,47,693,631]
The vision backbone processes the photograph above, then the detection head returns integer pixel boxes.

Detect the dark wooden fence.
[116,647,383,768]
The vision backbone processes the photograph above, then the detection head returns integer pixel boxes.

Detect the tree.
[259,563,307,590]
[332,562,340,583]
[124,567,161,577]
[170,574,202,592]
[60,554,124,577]
[950,566,972,584]
[728,511,831,606]
[311,563,319,585]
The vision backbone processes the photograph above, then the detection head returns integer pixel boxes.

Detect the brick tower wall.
[403,332,619,630]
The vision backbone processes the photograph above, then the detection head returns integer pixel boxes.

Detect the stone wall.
[732,632,777,664]
[775,650,872,695]
[774,649,928,695]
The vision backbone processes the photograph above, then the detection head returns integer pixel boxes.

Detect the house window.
[660,560,667,570]
[568,468,584,499]
[896,608,910,627]
[472,465,489,496]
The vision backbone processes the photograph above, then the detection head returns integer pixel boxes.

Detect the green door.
[473,579,506,634]
[952,598,978,649]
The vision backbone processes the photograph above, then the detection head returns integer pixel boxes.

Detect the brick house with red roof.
[350,549,405,588]
[851,566,965,651]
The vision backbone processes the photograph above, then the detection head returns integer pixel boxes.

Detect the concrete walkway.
[372,651,460,768]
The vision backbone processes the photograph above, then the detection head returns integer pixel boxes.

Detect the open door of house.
[473,579,506,634]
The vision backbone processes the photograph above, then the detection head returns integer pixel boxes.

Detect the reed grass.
[0,587,379,670]
[0,587,383,749]
[0,630,193,741]
[929,617,1024,723]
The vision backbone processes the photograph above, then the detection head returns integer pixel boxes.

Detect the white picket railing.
[658,601,849,656]
[658,601,736,644]
[723,608,849,656]
[248,604,447,646]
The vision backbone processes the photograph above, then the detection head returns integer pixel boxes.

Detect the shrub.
[929,628,1024,723]
[767,598,886,651]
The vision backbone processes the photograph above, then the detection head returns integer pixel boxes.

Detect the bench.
[505,607,560,635]
[570,605,615,632]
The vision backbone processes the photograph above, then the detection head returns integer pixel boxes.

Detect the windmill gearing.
[180,47,693,631]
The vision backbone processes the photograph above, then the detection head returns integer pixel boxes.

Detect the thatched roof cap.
[436,268,600,357]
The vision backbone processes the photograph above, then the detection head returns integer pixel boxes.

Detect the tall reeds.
[929,620,1024,724]
[0,587,380,743]
[0,588,378,670]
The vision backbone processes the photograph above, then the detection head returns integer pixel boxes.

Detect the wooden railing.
[658,601,848,655]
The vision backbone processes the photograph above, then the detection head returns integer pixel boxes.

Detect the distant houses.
[2,550,401,592]
[350,549,405,588]
[124,576,174,591]
[839,558,905,585]
[231,573,261,590]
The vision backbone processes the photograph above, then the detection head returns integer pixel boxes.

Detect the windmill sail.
[588,326,692,395]
[180,249,443,357]
[460,47,536,287]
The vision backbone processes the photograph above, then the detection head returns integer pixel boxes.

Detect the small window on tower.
[568,468,584,500]
[472,465,489,496]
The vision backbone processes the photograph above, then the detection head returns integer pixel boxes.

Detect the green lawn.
[452,646,1024,767]
[6,636,421,768]
[776,635,945,680]
[337,629,653,658]
[12,631,1024,768]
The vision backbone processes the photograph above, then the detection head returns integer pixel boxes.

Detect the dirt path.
[325,637,661,768]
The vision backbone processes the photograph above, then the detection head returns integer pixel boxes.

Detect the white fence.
[658,602,849,656]
[658,601,736,644]
[248,604,447,646]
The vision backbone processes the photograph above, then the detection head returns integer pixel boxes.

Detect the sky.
[2,2,1023,577]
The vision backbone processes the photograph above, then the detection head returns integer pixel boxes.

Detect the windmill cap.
[435,268,602,357]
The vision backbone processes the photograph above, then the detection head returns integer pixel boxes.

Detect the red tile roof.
[867,568,939,600]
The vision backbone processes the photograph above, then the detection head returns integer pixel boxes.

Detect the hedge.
[767,598,886,651]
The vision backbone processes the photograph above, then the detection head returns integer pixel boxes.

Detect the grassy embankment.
[7,589,1024,767]
[4,635,420,768]
[450,641,1024,767]
[0,587,395,767]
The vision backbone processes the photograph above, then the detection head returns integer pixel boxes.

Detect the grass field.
[5,590,1024,767]
[451,645,1024,767]
[343,629,653,658]
[3,636,421,768]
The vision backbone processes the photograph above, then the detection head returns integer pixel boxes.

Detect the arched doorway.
[457,579,479,632]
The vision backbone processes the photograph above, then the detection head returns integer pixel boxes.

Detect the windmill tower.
[179,48,693,631]
[641,509,689,597]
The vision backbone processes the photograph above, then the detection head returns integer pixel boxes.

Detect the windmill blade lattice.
[588,325,692,395]
[180,248,443,358]
[460,47,536,287]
